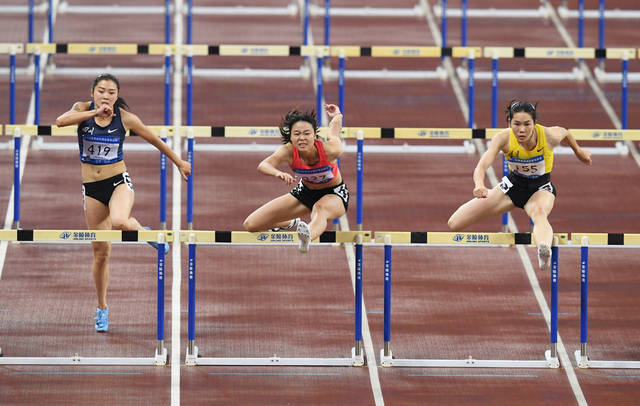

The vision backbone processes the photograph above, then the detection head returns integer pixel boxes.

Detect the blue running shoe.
[94,307,109,332]
[143,226,170,255]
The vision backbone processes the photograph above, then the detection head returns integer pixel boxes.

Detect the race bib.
[294,165,335,184]
[82,135,120,163]
[507,155,545,178]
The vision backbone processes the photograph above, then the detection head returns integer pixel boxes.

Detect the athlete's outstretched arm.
[122,111,191,180]
[257,144,297,185]
[472,130,509,198]
[55,101,108,127]
[323,104,343,160]
[545,126,592,165]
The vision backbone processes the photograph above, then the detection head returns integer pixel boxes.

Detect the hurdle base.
[574,350,640,369]
[351,346,365,367]
[0,352,167,366]
[545,349,560,368]
[191,346,363,367]
[380,348,393,367]
[154,346,168,366]
[185,345,199,366]
[379,351,558,368]
[194,356,356,367]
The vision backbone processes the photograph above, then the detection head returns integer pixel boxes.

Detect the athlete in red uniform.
[243,104,348,253]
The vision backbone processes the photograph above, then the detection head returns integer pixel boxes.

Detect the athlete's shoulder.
[490,128,510,148]
[73,101,93,111]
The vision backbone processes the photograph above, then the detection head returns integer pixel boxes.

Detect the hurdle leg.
[12,129,21,229]
[155,233,168,365]
[380,236,393,367]
[185,234,199,365]
[575,237,590,368]
[544,237,560,368]
[351,234,365,366]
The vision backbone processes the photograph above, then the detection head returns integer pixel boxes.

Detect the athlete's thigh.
[456,187,514,222]
[524,190,555,217]
[108,183,135,222]
[247,193,310,225]
[312,194,346,219]
[85,197,111,230]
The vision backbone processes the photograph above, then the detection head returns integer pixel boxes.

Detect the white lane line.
[339,217,385,406]
[421,1,588,402]
[299,1,384,403]
[477,139,587,406]
[0,0,58,278]
[171,1,185,405]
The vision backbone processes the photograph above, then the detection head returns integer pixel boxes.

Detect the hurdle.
[181,230,370,367]
[573,233,640,369]
[0,229,170,365]
[377,232,568,369]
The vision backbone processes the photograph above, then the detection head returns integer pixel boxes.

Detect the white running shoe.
[538,242,551,270]
[297,221,311,253]
[270,218,300,232]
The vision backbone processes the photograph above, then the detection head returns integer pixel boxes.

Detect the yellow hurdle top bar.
[374,232,569,245]
[571,233,640,246]
[5,125,640,141]
[16,44,637,59]
[178,230,372,244]
[0,229,172,243]
[0,230,638,246]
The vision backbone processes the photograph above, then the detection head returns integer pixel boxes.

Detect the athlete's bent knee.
[242,218,259,232]
[110,217,130,230]
[447,215,462,231]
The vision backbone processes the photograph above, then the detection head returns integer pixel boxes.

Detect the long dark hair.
[505,100,537,124]
[278,109,318,144]
[91,73,129,110]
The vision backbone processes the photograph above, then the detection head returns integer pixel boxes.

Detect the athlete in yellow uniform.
[448,101,592,269]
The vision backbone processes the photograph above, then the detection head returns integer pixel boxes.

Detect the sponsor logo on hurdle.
[256,233,295,243]
[418,130,450,139]
[392,48,420,56]
[592,131,623,140]
[88,46,117,54]
[241,47,269,55]
[452,233,491,244]
[248,128,279,137]
[60,231,97,241]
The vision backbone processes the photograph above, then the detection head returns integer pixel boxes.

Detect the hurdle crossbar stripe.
[4,125,123,137]
[0,229,173,242]
[0,43,24,54]
[373,232,568,245]
[26,43,148,55]
[5,44,637,59]
[566,129,640,141]
[218,45,291,57]
[524,47,596,59]
[571,233,640,246]
[601,48,637,59]
[369,46,442,58]
[4,125,640,141]
[147,44,209,56]
[178,230,372,244]
[393,128,474,139]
